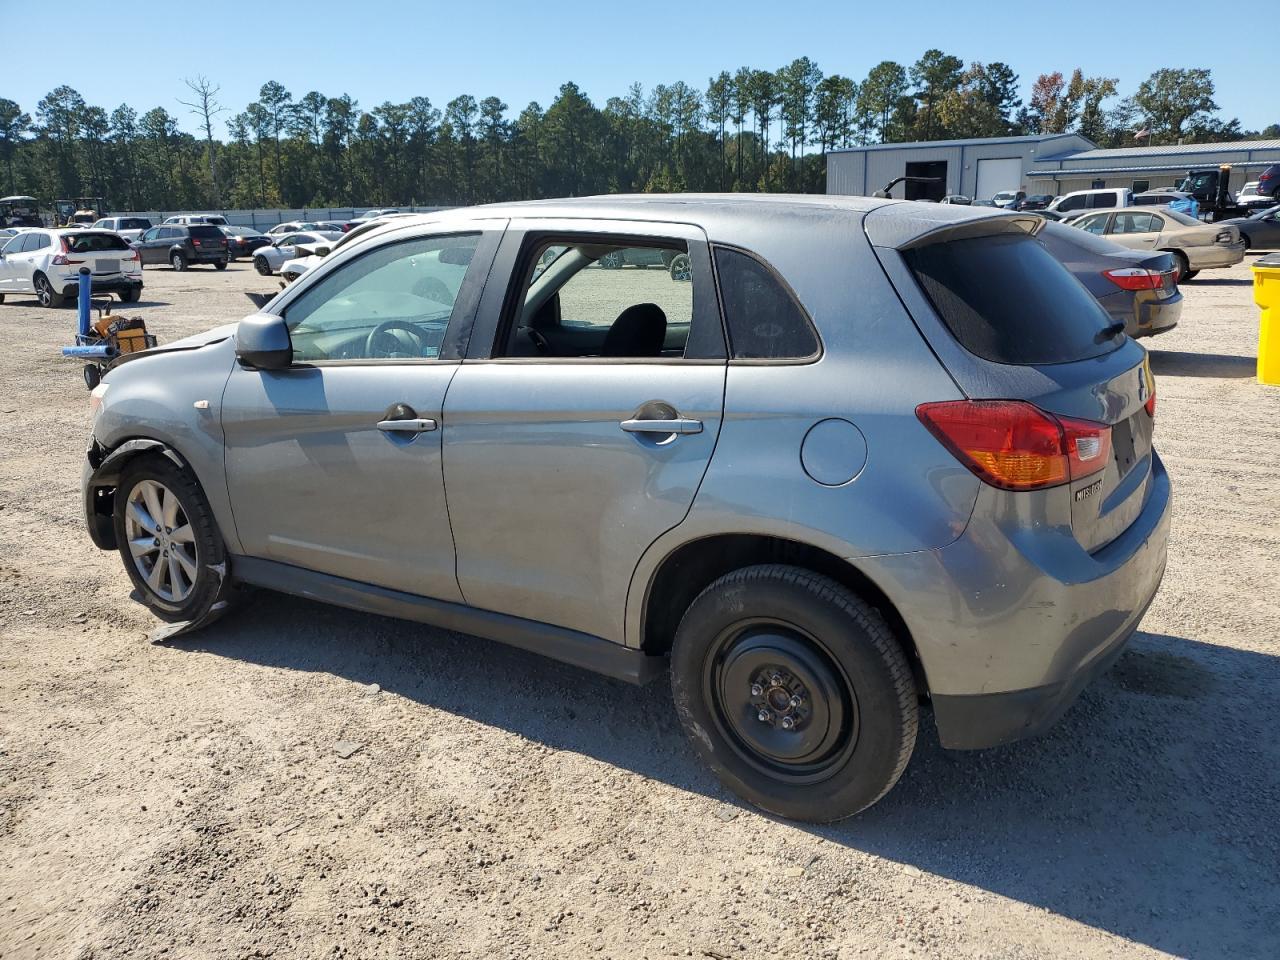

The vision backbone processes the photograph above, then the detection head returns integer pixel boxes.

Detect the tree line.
[0,55,1272,212]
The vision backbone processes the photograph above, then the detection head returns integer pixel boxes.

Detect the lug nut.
[750,683,763,697]
[789,695,803,708]
[780,716,796,730]
[769,673,783,686]
[757,709,772,723]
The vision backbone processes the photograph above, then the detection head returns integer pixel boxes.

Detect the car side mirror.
[235,313,292,370]
[314,246,331,257]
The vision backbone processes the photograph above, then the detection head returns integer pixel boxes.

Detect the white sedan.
[252,231,343,276]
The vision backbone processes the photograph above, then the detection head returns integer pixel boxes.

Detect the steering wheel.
[365,319,429,358]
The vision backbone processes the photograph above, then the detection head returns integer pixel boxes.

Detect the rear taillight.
[916,400,1111,491]
[1104,267,1163,291]
[1144,362,1157,418]
[124,249,138,261]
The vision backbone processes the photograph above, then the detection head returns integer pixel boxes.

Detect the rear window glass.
[714,247,819,360]
[904,234,1119,365]
[66,233,130,252]
[120,218,151,230]
[189,225,225,239]
[1163,209,1203,227]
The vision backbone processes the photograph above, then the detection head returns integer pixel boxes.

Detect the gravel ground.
[1,255,1278,960]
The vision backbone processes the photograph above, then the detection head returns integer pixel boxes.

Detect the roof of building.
[1039,139,1280,162]
[1027,159,1278,177]
[828,133,1090,155]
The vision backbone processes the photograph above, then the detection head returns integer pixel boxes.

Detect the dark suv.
[1258,164,1280,201]
[132,224,229,271]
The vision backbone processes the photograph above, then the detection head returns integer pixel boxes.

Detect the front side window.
[714,246,819,360]
[1,234,23,254]
[1076,213,1110,235]
[1089,193,1118,209]
[284,233,480,362]
[502,240,694,359]
[1058,195,1085,212]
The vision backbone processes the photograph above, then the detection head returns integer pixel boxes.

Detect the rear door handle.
[377,418,437,433]
[620,417,703,435]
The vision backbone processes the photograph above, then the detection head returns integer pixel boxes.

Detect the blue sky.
[6,0,1273,136]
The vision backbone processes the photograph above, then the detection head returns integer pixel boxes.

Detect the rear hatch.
[63,231,133,275]
[867,208,1156,554]
[189,224,228,254]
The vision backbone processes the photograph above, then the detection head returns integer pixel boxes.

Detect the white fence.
[110,206,455,229]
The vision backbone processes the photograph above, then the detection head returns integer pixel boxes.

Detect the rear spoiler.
[864,208,1045,251]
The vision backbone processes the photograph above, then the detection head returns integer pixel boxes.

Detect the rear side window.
[714,247,819,360]
[1090,192,1119,209]
[904,233,1118,365]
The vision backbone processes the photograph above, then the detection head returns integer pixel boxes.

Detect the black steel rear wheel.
[705,621,859,784]
[671,564,917,822]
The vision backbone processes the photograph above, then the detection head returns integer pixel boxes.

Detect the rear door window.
[903,233,1119,365]
[1090,192,1119,209]
[713,246,820,360]
[1111,212,1157,235]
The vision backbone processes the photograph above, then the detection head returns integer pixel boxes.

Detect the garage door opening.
[975,157,1023,204]
[905,161,947,201]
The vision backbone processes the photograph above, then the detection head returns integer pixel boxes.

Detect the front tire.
[112,454,229,623]
[34,272,65,308]
[671,564,917,822]
[119,287,141,303]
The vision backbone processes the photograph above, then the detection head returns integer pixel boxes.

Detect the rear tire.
[119,287,141,303]
[670,564,917,822]
[1239,233,1252,251]
[112,454,229,623]
[170,252,187,272]
[214,259,228,271]
[1171,251,1191,283]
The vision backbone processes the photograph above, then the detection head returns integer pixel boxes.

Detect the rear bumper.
[58,275,143,297]
[1132,290,1181,338]
[857,451,1172,749]
[1189,242,1246,270]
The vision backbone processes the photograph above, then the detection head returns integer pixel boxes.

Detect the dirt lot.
[1,255,1278,960]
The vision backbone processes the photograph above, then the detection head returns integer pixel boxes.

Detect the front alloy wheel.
[124,479,199,603]
[112,454,230,622]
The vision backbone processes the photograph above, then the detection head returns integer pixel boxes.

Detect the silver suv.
[81,196,1171,821]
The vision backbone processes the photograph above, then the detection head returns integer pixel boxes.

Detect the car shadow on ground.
[1148,349,1255,379]
[1186,277,1254,286]
[175,594,1280,959]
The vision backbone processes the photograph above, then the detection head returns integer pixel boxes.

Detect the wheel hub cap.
[711,625,858,777]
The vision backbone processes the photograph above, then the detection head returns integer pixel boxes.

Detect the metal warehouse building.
[825,134,1094,201]
[1025,139,1280,196]
[827,135,1280,201]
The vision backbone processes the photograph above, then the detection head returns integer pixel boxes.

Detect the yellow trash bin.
[1255,253,1280,386]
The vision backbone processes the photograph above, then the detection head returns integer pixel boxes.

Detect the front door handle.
[377,418,437,433]
[620,417,703,435]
